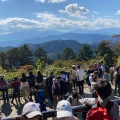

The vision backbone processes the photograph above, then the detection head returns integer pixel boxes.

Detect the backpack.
[86,75,91,86]
[36,75,43,83]
[86,100,114,120]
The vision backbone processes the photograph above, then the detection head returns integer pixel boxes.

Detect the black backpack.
[36,75,43,83]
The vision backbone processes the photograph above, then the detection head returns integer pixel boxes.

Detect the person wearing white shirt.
[76,65,84,94]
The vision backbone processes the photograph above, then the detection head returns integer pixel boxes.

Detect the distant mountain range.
[0,40,97,57]
[0,27,119,47]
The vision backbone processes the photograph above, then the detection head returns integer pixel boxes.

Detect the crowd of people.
[0,60,120,119]
[20,80,119,120]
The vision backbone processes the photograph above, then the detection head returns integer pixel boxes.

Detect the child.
[52,78,60,109]
[82,80,119,120]
[11,77,21,103]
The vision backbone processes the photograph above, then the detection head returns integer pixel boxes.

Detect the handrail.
[1,99,120,120]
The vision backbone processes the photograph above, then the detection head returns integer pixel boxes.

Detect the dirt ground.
[0,84,120,120]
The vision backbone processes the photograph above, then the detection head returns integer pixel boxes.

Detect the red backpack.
[86,100,114,120]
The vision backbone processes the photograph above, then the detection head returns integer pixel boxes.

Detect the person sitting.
[0,74,9,103]
[82,80,119,120]
[20,102,43,120]
[11,77,21,103]
[56,100,79,120]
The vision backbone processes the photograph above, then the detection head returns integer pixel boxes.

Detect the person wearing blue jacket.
[34,84,47,112]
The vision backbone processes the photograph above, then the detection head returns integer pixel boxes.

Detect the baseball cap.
[56,100,73,118]
[22,102,42,118]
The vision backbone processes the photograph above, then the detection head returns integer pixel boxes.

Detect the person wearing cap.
[56,100,79,120]
[20,102,43,120]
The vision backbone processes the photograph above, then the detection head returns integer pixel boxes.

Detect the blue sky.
[0,0,120,34]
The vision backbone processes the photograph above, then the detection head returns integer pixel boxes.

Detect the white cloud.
[0,14,120,32]
[35,0,66,3]
[0,0,8,2]
[115,10,120,15]
[35,0,45,3]
[48,0,66,3]
[59,3,89,18]
[35,12,120,30]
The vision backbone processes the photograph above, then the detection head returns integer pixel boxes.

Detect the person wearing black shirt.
[97,64,103,78]
[46,72,54,103]
[28,71,35,101]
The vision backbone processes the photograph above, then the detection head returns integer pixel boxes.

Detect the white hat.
[56,100,72,118]
[22,102,42,118]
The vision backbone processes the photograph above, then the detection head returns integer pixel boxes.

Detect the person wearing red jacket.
[11,77,20,103]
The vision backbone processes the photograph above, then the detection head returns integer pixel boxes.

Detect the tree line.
[0,38,120,70]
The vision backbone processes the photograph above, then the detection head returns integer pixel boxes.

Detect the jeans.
[0,87,9,102]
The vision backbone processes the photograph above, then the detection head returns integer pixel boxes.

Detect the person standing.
[114,67,120,95]
[34,84,47,112]
[46,72,54,103]
[97,64,103,78]
[103,69,110,81]
[70,65,77,91]
[20,72,29,101]
[60,70,69,99]
[110,67,115,85]
[52,78,60,109]
[0,75,9,103]
[76,65,84,94]
[36,71,43,89]
[28,71,36,101]
[11,77,20,103]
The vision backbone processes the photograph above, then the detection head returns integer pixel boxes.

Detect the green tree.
[96,40,115,67]
[34,47,47,59]
[96,40,111,57]
[35,59,46,72]
[62,47,76,60]
[0,51,7,69]
[6,47,20,68]
[77,45,94,61]
[19,45,32,66]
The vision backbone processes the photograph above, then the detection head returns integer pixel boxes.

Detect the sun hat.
[22,102,42,118]
[56,100,73,118]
